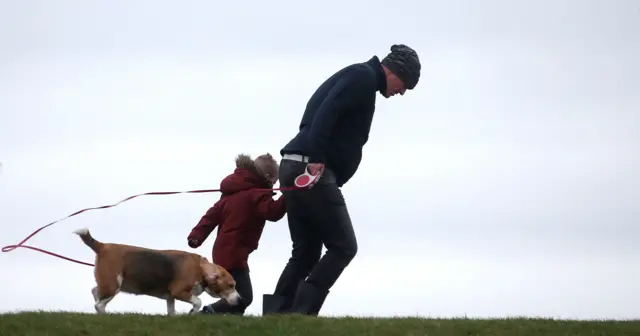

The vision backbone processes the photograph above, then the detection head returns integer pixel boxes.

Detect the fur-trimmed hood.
[217,154,272,195]
[235,154,265,180]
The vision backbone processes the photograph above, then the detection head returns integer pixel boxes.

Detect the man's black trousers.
[263,158,358,316]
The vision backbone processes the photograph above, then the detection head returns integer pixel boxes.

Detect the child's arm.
[254,192,287,222]
[187,201,222,248]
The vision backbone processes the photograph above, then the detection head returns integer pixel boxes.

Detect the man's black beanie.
[380,44,421,90]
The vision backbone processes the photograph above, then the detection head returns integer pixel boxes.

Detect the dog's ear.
[199,257,220,282]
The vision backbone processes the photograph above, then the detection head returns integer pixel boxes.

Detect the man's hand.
[187,237,200,248]
[304,163,325,188]
[307,163,325,177]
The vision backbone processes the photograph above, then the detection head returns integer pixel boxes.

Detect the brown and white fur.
[73,228,240,315]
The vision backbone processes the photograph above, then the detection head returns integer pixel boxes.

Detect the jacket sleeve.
[307,67,373,164]
[187,201,222,245]
[254,192,287,222]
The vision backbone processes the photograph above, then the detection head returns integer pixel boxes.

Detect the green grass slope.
[1,312,639,336]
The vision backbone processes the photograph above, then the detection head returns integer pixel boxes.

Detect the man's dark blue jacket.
[280,56,387,187]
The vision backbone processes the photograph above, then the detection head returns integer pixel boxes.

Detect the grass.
[1,311,639,336]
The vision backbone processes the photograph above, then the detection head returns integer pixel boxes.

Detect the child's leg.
[202,268,253,315]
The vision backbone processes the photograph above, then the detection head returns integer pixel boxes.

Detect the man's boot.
[290,282,330,316]
[262,294,293,315]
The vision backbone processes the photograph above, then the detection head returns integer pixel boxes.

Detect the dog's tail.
[73,228,103,254]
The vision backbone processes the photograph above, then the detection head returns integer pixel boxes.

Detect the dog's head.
[199,258,241,305]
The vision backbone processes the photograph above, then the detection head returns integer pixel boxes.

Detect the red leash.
[1,186,300,267]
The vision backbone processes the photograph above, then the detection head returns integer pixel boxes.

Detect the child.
[187,153,287,315]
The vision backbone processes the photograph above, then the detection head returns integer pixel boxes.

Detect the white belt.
[282,153,310,163]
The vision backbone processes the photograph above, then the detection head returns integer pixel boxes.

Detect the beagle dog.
[73,228,240,315]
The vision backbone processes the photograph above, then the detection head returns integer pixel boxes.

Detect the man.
[262,44,422,316]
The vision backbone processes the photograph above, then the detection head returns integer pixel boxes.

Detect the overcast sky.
[1,0,638,319]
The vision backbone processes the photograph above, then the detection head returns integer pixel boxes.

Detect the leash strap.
[1,186,298,266]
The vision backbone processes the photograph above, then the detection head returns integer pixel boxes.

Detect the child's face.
[267,175,279,185]
[255,155,279,185]
[262,171,278,185]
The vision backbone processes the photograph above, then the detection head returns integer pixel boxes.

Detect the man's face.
[383,72,407,98]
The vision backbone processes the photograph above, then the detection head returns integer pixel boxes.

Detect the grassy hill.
[1,311,639,336]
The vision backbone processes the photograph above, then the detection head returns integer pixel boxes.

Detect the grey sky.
[1,0,638,318]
